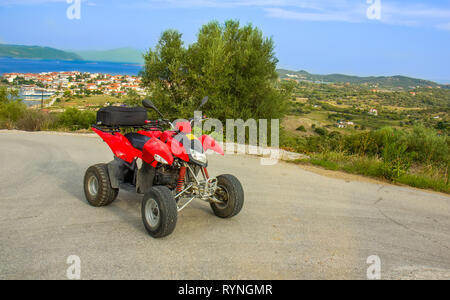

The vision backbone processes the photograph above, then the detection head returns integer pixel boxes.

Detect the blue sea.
[0,57,143,76]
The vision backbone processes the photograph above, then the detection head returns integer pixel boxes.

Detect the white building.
[369,108,378,116]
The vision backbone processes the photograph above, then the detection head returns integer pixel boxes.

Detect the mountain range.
[73,48,144,64]
[0,44,82,61]
[276,69,447,90]
[0,44,144,64]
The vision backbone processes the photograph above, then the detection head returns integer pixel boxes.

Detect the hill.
[277,69,444,90]
[74,48,144,64]
[0,44,82,61]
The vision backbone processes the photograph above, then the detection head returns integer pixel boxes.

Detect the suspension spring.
[176,167,186,193]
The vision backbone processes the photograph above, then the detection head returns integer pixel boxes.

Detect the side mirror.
[142,99,165,119]
[142,99,156,110]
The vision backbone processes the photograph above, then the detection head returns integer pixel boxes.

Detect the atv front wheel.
[83,164,119,207]
[210,174,244,218]
[142,186,178,238]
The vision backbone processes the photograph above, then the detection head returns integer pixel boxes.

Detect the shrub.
[344,131,377,156]
[0,100,27,123]
[296,125,306,132]
[284,123,448,193]
[314,127,328,136]
[396,174,449,194]
[310,159,339,170]
[341,157,384,178]
[376,127,414,179]
[0,87,27,125]
[406,125,449,166]
[328,131,341,138]
[58,108,96,130]
[16,110,59,131]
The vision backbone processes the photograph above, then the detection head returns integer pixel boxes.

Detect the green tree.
[314,127,328,136]
[124,89,143,107]
[141,20,290,120]
[141,29,190,118]
[0,87,26,124]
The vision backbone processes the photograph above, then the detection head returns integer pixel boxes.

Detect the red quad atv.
[84,97,244,238]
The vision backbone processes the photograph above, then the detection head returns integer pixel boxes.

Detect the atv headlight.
[154,154,168,165]
[191,149,207,164]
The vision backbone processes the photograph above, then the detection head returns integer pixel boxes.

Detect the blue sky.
[0,0,449,82]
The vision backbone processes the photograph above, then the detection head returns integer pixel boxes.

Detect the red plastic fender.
[165,135,190,162]
[176,121,192,133]
[138,130,188,162]
[200,135,224,155]
[142,138,174,167]
[137,130,162,140]
[92,128,141,163]
[159,131,177,143]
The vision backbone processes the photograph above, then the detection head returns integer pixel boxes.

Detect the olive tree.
[141,20,291,121]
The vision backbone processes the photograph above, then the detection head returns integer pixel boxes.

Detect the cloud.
[262,1,368,23]
[0,0,94,5]
[135,0,366,24]
[384,5,450,19]
[264,7,360,23]
[264,1,450,31]
[145,0,450,30]
[146,0,324,9]
[436,22,450,31]
[0,0,66,4]
[378,2,450,30]
[2,0,449,32]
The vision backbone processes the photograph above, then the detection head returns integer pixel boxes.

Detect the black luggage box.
[97,106,147,127]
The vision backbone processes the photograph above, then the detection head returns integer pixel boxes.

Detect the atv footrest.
[119,183,137,193]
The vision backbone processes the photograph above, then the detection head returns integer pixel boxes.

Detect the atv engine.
[154,165,179,189]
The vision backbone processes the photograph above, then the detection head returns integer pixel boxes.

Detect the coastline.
[0,57,143,76]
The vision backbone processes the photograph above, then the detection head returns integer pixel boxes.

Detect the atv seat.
[125,133,151,151]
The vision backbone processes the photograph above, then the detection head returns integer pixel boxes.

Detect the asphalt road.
[1,131,449,280]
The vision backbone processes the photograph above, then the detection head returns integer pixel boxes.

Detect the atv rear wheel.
[210,174,244,218]
[142,186,178,238]
[84,164,119,207]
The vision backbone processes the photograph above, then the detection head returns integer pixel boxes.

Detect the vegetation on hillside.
[277,69,448,90]
[282,125,449,192]
[281,79,449,192]
[286,81,449,135]
[0,86,95,131]
[0,44,82,61]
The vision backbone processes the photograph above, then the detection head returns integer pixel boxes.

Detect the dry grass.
[53,95,121,109]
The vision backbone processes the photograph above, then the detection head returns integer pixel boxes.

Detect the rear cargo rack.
[93,121,164,133]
